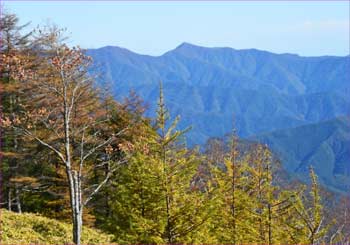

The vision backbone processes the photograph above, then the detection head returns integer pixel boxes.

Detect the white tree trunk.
[66,168,83,245]
[15,184,22,213]
[8,189,12,211]
[72,171,83,245]
[73,211,83,245]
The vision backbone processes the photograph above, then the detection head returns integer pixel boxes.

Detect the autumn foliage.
[1,12,349,245]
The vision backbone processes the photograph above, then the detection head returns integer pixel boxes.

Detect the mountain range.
[86,43,350,193]
[250,116,350,193]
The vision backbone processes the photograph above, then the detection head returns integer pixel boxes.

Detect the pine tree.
[204,131,255,244]
[104,83,209,244]
[290,166,328,244]
[106,123,165,244]
[241,144,295,244]
[0,12,33,213]
[155,82,208,243]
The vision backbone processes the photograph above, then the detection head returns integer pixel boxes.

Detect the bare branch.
[20,127,66,163]
[67,79,82,120]
[83,159,126,206]
[75,119,109,135]
[38,116,61,139]
[79,129,86,177]
[82,127,128,162]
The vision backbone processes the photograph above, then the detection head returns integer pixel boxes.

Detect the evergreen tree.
[205,132,255,244]
[155,82,208,243]
[1,12,344,245]
[0,12,33,213]
[289,166,328,244]
[105,83,209,244]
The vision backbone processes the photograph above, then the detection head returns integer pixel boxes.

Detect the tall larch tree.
[205,131,254,244]
[243,144,295,244]
[0,12,33,213]
[291,166,328,244]
[155,82,208,244]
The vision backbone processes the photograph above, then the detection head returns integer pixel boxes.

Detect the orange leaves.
[27,107,49,119]
[118,141,135,154]
[1,116,12,127]
[0,53,34,81]
[0,82,21,92]
[104,144,114,155]
[13,116,21,124]
[140,144,150,155]
[49,45,92,74]
[0,151,25,158]
[1,106,53,130]
[0,115,24,128]
[37,107,47,116]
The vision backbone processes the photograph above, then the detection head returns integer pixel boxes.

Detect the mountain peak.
[175,42,200,50]
[172,42,241,56]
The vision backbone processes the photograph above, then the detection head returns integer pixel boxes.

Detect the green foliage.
[289,167,329,244]
[154,83,208,244]
[204,134,257,244]
[105,127,165,244]
[1,209,112,244]
[103,83,209,244]
[2,11,349,245]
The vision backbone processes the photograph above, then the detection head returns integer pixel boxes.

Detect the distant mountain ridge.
[88,43,350,93]
[250,116,350,193]
[86,43,350,192]
[86,43,350,140]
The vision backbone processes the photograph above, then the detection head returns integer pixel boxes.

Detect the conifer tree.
[106,123,165,244]
[0,12,33,213]
[100,97,165,243]
[205,131,255,244]
[104,83,209,244]
[155,82,208,244]
[290,166,328,244]
[242,144,296,244]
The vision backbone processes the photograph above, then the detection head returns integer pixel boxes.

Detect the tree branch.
[19,127,66,163]
[83,158,126,206]
[82,127,128,162]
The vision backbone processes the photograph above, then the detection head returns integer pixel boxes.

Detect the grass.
[0,209,113,244]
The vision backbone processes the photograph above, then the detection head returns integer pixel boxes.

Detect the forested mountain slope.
[87,44,349,192]
[250,116,350,193]
[87,43,350,144]
[2,11,350,244]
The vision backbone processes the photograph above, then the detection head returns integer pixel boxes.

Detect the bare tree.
[2,28,126,244]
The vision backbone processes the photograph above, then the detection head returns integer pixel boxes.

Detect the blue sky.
[3,1,349,56]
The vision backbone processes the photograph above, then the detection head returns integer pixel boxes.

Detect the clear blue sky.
[3,1,349,56]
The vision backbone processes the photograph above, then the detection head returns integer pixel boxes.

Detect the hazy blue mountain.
[86,43,350,192]
[250,116,350,193]
[87,43,350,144]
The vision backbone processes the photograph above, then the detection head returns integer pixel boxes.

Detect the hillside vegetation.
[2,12,350,245]
[251,116,350,192]
[87,43,350,193]
[0,209,112,244]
